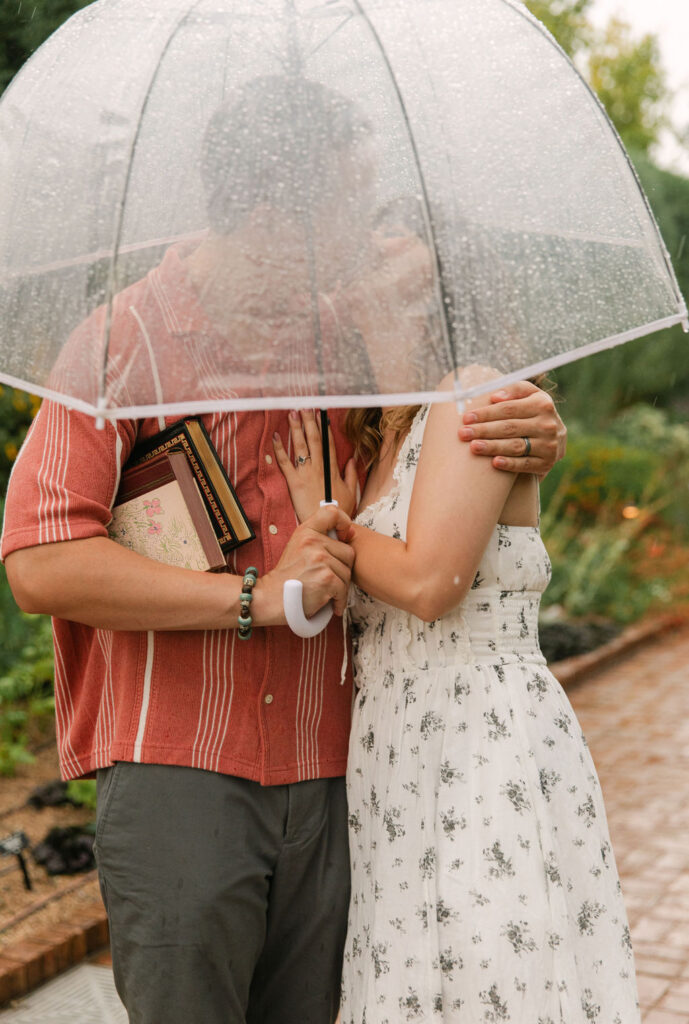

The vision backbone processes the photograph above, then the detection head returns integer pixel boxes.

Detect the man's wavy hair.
[200,75,372,234]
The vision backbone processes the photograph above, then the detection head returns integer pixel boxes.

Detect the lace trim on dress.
[354,404,429,525]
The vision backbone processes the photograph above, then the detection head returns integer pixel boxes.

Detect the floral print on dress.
[341,405,640,1024]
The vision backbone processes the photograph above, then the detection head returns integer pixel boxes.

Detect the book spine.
[166,452,227,572]
[185,420,254,543]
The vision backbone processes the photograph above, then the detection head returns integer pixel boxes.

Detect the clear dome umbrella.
[0,0,685,421]
[0,0,686,633]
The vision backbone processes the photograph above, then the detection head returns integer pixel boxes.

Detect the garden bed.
[0,745,101,954]
[538,618,622,663]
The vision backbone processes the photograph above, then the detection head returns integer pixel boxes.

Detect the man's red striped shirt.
[1,246,358,784]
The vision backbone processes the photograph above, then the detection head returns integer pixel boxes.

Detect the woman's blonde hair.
[344,406,420,469]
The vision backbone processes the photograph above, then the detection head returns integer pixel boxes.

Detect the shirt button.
[264,694,274,705]
[265,454,273,465]
[269,524,278,535]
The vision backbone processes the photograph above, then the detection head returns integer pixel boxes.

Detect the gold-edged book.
[111,419,254,567]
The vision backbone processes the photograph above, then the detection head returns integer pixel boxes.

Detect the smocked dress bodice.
[349,405,552,682]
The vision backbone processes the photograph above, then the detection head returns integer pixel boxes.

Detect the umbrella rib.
[99,0,207,415]
[305,12,355,61]
[348,0,457,385]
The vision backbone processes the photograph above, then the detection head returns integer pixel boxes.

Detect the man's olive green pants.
[95,763,350,1024]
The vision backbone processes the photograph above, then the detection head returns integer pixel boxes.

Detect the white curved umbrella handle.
[283,500,338,639]
[283,578,334,638]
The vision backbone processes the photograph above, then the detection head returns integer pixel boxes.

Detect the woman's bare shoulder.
[436,365,502,403]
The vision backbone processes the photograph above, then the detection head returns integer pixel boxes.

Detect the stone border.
[1,613,686,1007]
[0,901,108,1005]
[549,613,687,689]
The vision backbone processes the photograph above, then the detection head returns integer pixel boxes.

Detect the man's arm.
[2,400,353,633]
[4,505,354,631]
[458,380,566,476]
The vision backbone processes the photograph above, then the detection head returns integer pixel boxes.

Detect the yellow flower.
[12,395,27,412]
[4,442,18,461]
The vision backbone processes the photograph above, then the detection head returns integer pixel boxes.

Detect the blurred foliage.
[0,385,40,491]
[609,402,689,457]
[540,438,656,520]
[525,0,593,58]
[0,0,92,95]
[65,779,98,810]
[549,139,689,427]
[589,19,667,154]
[540,406,689,623]
[541,405,689,528]
[526,1,671,155]
[0,543,55,775]
[540,514,676,624]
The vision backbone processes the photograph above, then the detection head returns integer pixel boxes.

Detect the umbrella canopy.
[0,0,685,422]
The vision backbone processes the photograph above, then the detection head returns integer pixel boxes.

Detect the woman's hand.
[273,409,358,523]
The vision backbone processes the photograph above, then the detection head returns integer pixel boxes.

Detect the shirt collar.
[149,240,221,339]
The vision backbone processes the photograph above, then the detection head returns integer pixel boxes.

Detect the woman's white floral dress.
[340,406,640,1024]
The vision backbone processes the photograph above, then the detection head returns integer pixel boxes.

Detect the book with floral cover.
[108,450,228,571]
[128,418,254,553]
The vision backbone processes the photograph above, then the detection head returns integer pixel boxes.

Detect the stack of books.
[108,419,254,572]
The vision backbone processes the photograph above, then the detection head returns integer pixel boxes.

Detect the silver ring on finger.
[521,437,532,457]
[296,454,311,467]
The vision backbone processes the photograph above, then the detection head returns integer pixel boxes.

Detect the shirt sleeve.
[1,401,136,559]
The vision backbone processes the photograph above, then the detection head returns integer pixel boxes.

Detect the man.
[2,78,566,1024]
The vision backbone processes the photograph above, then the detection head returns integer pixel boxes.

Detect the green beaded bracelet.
[238,567,258,640]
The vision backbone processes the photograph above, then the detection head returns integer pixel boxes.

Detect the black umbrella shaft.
[320,409,332,505]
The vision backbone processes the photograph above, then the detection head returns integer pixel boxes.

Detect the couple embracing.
[2,75,640,1024]
[3,379,639,1024]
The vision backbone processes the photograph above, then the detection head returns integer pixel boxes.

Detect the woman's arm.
[350,398,517,622]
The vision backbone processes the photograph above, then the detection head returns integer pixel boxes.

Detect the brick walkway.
[563,626,689,1022]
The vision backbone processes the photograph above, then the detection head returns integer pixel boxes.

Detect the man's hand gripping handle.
[283,501,339,638]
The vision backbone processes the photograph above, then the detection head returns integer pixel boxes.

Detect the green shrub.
[538,405,689,623]
[540,517,672,623]
[0,538,55,775]
[540,436,656,520]
[0,386,39,492]
[66,779,98,811]
[0,509,52,676]
[541,405,689,537]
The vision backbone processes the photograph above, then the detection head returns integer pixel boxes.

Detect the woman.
[273,382,640,1024]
